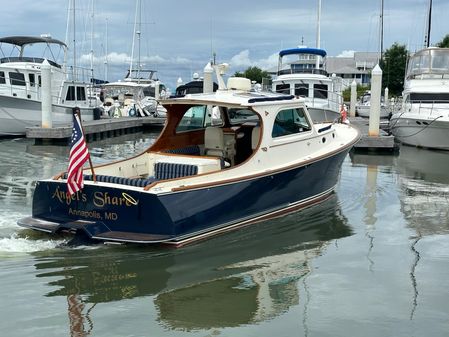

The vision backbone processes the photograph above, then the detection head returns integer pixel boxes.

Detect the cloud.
[228,50,278,71]
[79,52,192,66]
[336,50,355,58]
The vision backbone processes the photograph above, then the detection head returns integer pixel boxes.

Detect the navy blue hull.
[20,149,349,244]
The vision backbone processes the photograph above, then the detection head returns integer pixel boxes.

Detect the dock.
[26,116,165,144]
[349,117,397,151]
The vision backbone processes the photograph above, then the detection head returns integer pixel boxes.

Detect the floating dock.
[26,116,165,144]
[349,117,396,151]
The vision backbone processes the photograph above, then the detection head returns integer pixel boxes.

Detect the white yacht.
[272,48,343,123]
[390,47,449,150]
[102,81,166,118]
[19,75,359,246]
[0,35,99,136]
[355,91,390,118]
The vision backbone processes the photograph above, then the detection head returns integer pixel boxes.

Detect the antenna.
[424,0,432,47]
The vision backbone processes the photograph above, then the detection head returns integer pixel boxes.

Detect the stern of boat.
[18,179,176,244]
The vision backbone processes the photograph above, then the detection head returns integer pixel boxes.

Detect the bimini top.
[0,35,67,48]
[279,48,327,58]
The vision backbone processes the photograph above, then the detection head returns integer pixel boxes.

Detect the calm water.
[1,133,449,337]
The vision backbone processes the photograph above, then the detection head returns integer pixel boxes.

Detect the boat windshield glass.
[408,49,449,77]
[272,108,311,137]
[431,49,449,72]
[176,105,222,132]
[228,108,259,125]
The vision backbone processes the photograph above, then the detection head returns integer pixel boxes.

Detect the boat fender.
[129,105,136,117]
[340,104,349,124]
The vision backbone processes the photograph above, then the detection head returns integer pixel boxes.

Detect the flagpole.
[73,107,96,182]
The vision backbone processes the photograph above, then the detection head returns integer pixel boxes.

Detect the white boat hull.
[0,94,94,136]
[356,104,389,118]
[390,114,449,150]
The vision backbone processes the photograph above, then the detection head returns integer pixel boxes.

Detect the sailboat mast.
[315,0,321,69]
[105,18,108,82]
[137,0,142,82]
[73,0,77,81]
[90,0,94,81]
[380,0,384,62]
[425,0,432,47]
[129,0,139,77]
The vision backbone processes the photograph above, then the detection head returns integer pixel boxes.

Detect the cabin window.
[313,84,328,99]
[275,84,290,95]
[29,74,36,87]
[294,83,308,97]
[176,105,209,132]
[9,72,26,86]
[0,71,5,84]
[431,51,449,71]
[409,92,449,103]
[228,108,258,125]
[143,86,155,97]
[76,86,86,101]
[66,86,76,101]
[38,75,41,87]
[272,107,311,138]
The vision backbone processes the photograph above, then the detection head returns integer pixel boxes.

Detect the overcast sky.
[1,0,447,89]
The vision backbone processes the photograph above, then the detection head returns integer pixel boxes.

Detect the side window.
[66,86,76,101]
[313,84,328,99]
[9,72,26,86]
[29,74,35,87]
[275,83,290,95]
[272,108,311,138]
[76,86,86,101]
[176,105,208,132]
[0,71,6,84]
[295,83,308,97]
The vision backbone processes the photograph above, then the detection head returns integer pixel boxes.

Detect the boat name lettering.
[93,192,139,208]
[68,208,102,220]
[52,186,87,205]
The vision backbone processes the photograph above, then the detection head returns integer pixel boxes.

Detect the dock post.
[350,79,357,117]
[368,64,382,136]
[155,81,160,100]
[41,59,53,128]
[384,87,389,110]
[203,62,214,94]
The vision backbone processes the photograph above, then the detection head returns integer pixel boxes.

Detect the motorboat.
[390,47,449,150]
[18,74,360,246]
[102,81,166,118]
[355,91,390,118]
[272,47,343,123]
[175,80,218,96]
[0,35,99,136]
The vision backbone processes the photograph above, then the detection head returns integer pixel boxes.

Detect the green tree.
[380,42,408,96]
[234,66,271,84]
[436,34,449,47]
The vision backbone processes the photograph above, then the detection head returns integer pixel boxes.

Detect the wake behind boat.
[18,75,360,246]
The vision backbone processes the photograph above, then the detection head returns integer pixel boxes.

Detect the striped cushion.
[164,145,201,155]
[154,162,198,180]
[83,175,156,187]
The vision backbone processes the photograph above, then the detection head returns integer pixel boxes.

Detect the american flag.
[67,113,90,196]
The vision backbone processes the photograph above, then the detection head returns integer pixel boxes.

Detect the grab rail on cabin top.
[404,99,449,116]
